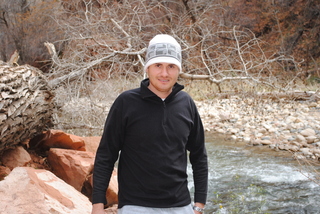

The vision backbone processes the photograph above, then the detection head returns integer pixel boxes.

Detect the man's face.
[147,62,180,98]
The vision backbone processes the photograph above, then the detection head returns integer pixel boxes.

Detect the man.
[91,34,208,214]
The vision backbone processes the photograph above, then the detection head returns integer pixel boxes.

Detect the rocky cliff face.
[223,0,320,77]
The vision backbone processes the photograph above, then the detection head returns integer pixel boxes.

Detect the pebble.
[197,97,320,159]
[300,128,316,137]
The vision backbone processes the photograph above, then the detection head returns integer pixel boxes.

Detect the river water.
[188,134,320,214]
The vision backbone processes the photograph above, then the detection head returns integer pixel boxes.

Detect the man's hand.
[193,202,205,214]
[91,203,105,214]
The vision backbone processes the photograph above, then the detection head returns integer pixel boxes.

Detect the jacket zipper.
[162,101,167,125]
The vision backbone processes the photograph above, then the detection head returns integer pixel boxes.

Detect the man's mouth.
[159,79,169,82]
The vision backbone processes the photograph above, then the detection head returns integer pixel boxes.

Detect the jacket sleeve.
[186,102,208,204]
[92,96,125,204]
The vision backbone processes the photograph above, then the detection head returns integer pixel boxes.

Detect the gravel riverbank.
[60,91,320,160]
[197,96,320,160]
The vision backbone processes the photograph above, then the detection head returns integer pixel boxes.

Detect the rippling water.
[188,134,320,214]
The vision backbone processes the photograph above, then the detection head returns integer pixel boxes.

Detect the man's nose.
[159,67,169,76]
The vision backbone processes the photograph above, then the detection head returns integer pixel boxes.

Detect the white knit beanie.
[144,34,182,72]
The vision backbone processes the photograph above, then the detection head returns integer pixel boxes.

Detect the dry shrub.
[53,75,142,136]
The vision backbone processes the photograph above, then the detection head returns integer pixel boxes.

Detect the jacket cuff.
[194,192,207,204]
[92,192,107,205]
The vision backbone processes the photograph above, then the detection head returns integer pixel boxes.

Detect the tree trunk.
[0,63,54,154]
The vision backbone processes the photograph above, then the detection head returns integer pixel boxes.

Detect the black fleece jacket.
[92,79,208,208]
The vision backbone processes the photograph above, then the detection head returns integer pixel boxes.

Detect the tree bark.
[0,63,54,154]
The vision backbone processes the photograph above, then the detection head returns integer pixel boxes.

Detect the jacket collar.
[140,78,184,102]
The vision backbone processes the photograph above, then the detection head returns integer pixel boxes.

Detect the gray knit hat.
[144,34,182,72]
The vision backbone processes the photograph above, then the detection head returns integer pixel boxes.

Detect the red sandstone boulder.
[0,167,92,214]
[1,130,118,213]
[83,136,101,153]
[47,148,119,206]
[0,166,10,180]
[29,130,102,153]
[86,168,119,207]
[47,148,95,191]
[1,146,31,169]
[106,169,119,206]
[29,129,86,151]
